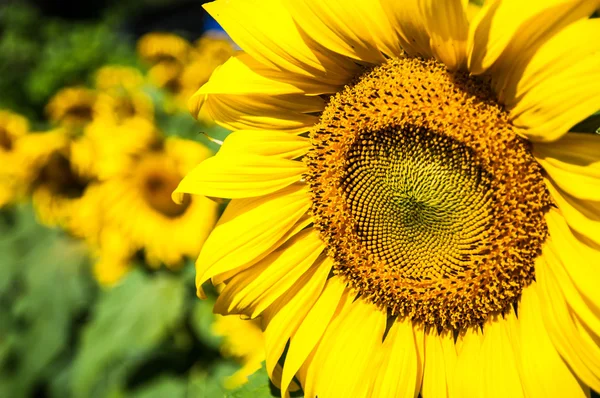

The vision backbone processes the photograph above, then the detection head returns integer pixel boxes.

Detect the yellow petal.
[480,315,525,398]
[190,53,337,126]
[421,330,456,398]
[214,228,325,317]
[380,0,433,58]
[174,154,304,200]
[454,327,484,398]
[308,298,386,398]
[261,256,333,380]
[414,326,425,396]
[299,288,356,397]
[371,318,421,398]
[419,0,469,70]
[546,209,600,311]
[468,0,598,75]
[545,179,600,246]
[203,0,357,86]
[535,245,600,391]
[195,185,310,298]
[496,18,600,106]
[198,53,329,96]
[534,133,600,201]
[507,18,600,141]
[517,284,590,398]
[280,276,347,397]
[217,130,310,159]
[190,90,323,133]
[218,212,313,287]
[283,0,402,64]
[538,251,600,358]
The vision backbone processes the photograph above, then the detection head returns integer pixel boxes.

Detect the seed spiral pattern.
[344,126,493,282]
[305,57,553,330]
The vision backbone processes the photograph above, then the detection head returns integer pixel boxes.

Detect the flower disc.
[306,57,553,329]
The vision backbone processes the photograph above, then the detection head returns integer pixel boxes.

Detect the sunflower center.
[38,152,88,198]
[66,105,93,122]
[0,128,13,151]
[306,57,552,330]
[114,97,137,120]
[142,168,190,218]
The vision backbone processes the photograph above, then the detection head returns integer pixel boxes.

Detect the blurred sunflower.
[212,315,265,389]
[193,35,234,66]
[93,90,154,124]
[0,110,31,206]
[30,131,100,239]
[76,118,161,180]
[95,65,145,92]
[177,0,600,397]
[147,61,184,95]
[0,110,29,154]
[99,137,218,269]
[46,86,97,130]
[137,32,192,66]
[91,226,137,286]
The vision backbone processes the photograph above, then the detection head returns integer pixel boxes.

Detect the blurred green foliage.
[0,205,273,397]
[0,1,275,397]
[0,205,94,397]
[0,3,138,121]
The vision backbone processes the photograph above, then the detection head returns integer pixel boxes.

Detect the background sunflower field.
[0,1,275,397]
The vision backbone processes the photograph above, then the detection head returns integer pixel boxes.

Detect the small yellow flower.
[0,110,29,154]
[193,35,234,66]
[30,131,99,238]
[96,137,218,269]
[91,227,137,286]
[0,110,31,207]
[137,32,192,66]
[93,90,154,124]
[46,86,97,129]
[147,61,184,94]
[76,118,161,180]
[95,65,145,91]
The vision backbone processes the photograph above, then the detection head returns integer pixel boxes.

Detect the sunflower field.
[0,2,270,397]
[2,0,600,398]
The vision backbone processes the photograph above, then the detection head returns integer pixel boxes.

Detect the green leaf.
[227,364,275,398]
[0,205,94,397]
[71,270,186,398]
[188,370,228,398]
[190,299,222,350]
[192,363,279,398]
[129,376,187,398]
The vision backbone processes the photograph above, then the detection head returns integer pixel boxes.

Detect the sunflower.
[137,32,192,66]
[212,315,265,389]
[176,0,600,397]
[93,90,154,124]
[147,61,184,95]
[91,227,137,286]
[0,110,31,206]
[0,110,29,152]
[46,86,97,130]
[95,65,145,92]
[30,131,101,239]
[76,118,161,181]
[193,35,234,66]
[98,137,219,269]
